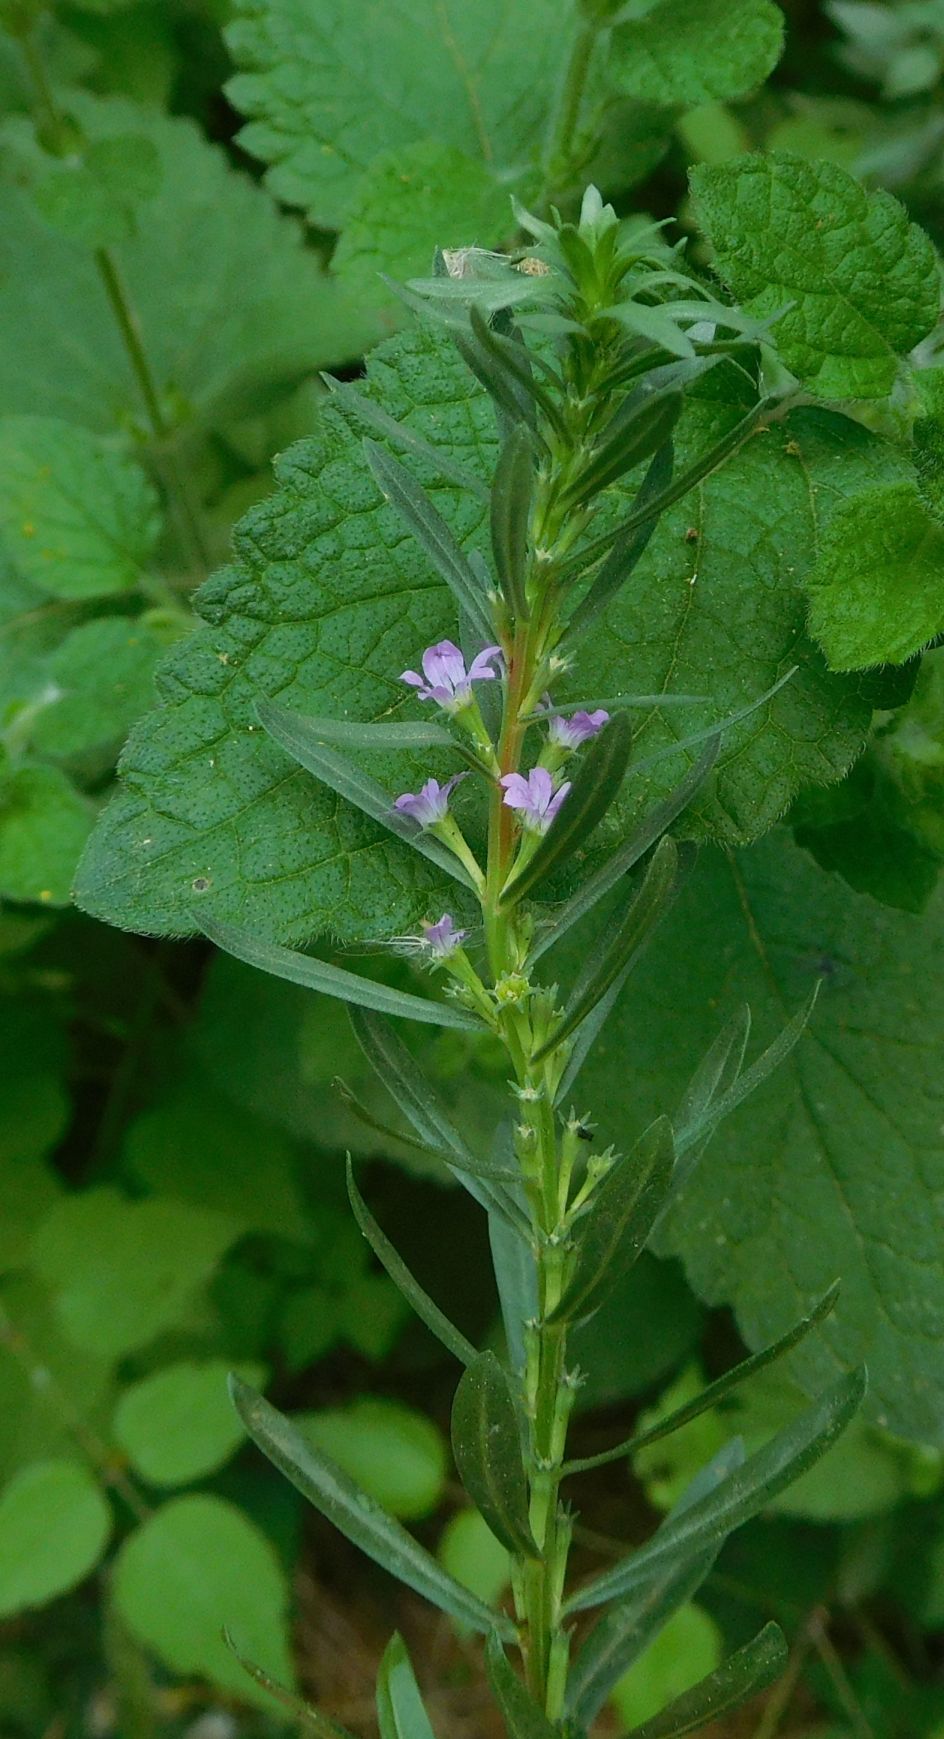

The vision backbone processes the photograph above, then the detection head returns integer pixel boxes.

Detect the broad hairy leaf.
[804,481,944,669]
[612,0,784,107]
[581,831,944,1442]
[76,329,913,943]
[692,152,939,399]
[225,0,564,227]
[230,1377,516,1638]
[451,1353,539,1558]
[0,92,372,437]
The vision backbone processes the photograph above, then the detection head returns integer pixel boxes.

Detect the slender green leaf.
[198,920,482,1032]
[534,838,679,1062]
[627,1622,788,1738]
[224,1630,355,1738]
[674,1004,751,1144]
[346,1159,476,1368]
[566,1442,745,1726]
[451,1353,539,1559]
[469,306,568,439]
[457,328,537,439]
[376,1633,438,1739]
[489,1195,537,1377]
[335,1079,448,1161]
[561,388,683,508]
[564,442,674,645]
[564,1285,840,1474]
[550,1119,675,1325]
[675,989,820,1169]
[630,669,797,780]
[490,426,533,619]
[230,1378,516,1639]
[501,714,633,908]
[364,439,494,643]
[485,1633,559,1739]
[255,700,475,888]
[325,377,489,499]
[560,400,775,578]
[565,1368,866,1614]
[530,739,718,962]
[255,709,463,756]
[349,1008,514,1183]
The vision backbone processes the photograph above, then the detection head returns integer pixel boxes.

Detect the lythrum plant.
[189,192,868,1735]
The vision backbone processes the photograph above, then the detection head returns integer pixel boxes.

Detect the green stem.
[541,13,601,205]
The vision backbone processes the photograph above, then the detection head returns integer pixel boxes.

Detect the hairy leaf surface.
[612,0,784,107]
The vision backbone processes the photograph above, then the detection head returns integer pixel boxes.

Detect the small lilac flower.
[393,773,464,829]
[548,708,610,749]
[500,767,571,834]
[422,914,468,957]
[401,640,502,711]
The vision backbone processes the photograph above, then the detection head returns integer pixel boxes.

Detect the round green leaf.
[114,1359,266,1487]
[0,1459,111,1617]
[298,1398,447,1521]
[112,1495,295,1706]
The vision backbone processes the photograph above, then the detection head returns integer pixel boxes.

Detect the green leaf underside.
[0,94,373,436]
[225,0,565,227]
[198,919,482,1031]
[692,152,939,399]
[451,1353,539,1558]
[565,1367,864,1613]
[804,482,944,669]
[229,1378,515,1638]
[612,0,785,107]
[582,832,944,1442]
[77,328,911,944]
[627,1622,788,1739]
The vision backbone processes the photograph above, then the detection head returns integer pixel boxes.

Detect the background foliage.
[3,1,944,1735]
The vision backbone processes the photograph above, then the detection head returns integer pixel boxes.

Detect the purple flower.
[393,774,464,829]
[548,708,610,749]
[500,767,571,833]
[422,913,468,957]
[401,640,502,711]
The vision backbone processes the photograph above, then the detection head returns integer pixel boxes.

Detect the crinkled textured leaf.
[692,152,939,398]
[612,0,784,107]
[0,94,373,436]
[113,1495,295,1707]
[581,832,944,1443]
[804,482,944,669]
[0,417,160,599]
[0,763,93,906]
[76,331,910,942]
[333,141,511,312]
[575,385,911,846]
[225,0,563,227]
[0,1459,111,1618]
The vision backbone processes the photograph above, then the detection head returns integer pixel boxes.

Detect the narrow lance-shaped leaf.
[451,1353,540,1559]
[673,988,820,1175]
[534,836,679,1062]
[346,1159,476,1369]
[549,1118,675,1325]
[564,1283,840,1475]
[490,425,533,619]
[469,305,568,439]
[335,1078,448,1162]
[325,376,489,500]
[223,1630,355,1739]
[563,440,675,645]
[501,712,633,908]
[198,919,482,1033]
[530,738,719,962]
[376,1634,438,1739]
[565,1367,867,1615]
[229,1378,516,1640]
[256,699,477,888]
[256,708,482,764]
[485,1633,559,1739]
[674,1003,751,1145]
[489,1192,537,1378]
[566,1442,745,1728]
[560,398,775,578]
[560,386,683,509]
[627,1623,788,1739]
[363,439,495,644]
